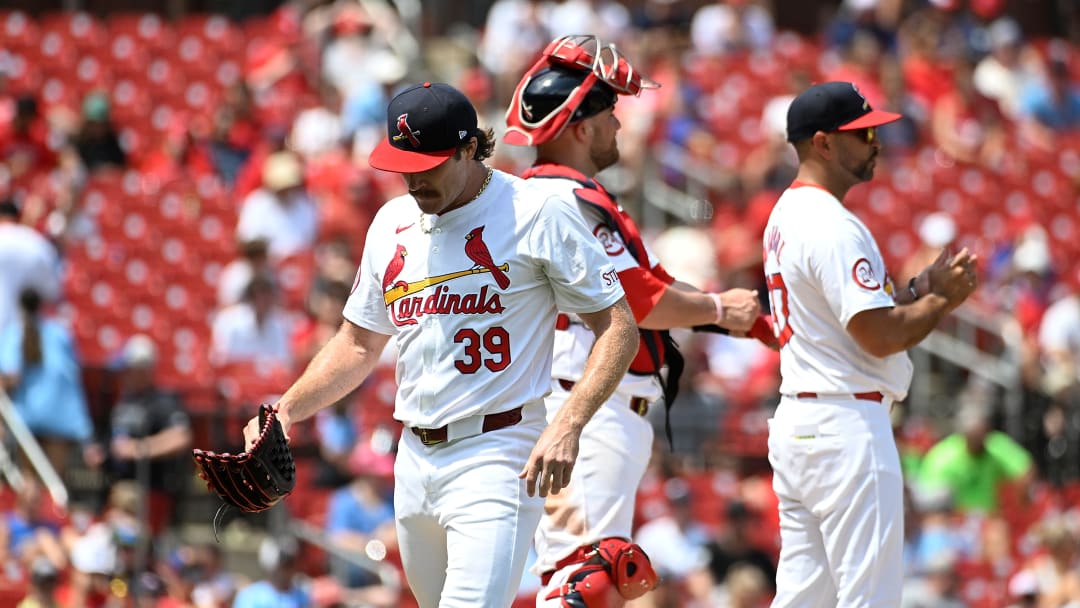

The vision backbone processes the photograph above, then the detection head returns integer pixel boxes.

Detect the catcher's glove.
[192,403,296,513]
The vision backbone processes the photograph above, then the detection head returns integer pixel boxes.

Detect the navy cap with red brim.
[836,108,903,131]
[787,81,905,142]
[368,139,457,173]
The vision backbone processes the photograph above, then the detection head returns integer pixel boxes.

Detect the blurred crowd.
[0,0,1077,606]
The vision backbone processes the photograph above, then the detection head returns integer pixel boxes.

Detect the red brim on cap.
[368,138,456,173]
[838,109,903,131]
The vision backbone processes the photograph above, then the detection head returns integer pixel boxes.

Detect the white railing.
[290,518,401,588]
[0,388,69,510]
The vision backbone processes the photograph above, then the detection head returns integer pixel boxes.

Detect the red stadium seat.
[106,13,173,53]
[0,11,39,48]
[73,56,112,92]
[38,76,80,113]
[144,58,187,102]
[38,30,79,73]
[178,13,242,56]
[1,48,41,92]
[216,360,295,408]
[275,252,316,311]
[39,11,105,51]
[107,31,150,75]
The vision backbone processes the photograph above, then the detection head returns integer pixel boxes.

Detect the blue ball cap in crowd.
[786,81,901,143]
[368,82,478,173]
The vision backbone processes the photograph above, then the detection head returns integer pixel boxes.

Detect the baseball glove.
[192,403,296,513]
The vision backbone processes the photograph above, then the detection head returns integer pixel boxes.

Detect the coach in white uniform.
[243,82,639,608]
[762,81,978,607]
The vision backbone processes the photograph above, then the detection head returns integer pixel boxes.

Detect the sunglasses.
[844,126,877,144]
[504,35,659,146]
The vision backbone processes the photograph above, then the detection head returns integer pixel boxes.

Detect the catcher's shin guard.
[544,538,659,607]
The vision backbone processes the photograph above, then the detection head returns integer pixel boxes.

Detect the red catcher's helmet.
[504,35,658,146]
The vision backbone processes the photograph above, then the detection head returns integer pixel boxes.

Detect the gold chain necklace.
[421,168,493,233]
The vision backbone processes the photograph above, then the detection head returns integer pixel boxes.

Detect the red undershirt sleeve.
[618,266,675,323]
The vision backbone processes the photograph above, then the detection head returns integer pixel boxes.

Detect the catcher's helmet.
[525,66,617,127]
[504,35,658,146]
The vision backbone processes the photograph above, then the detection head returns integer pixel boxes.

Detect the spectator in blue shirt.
[0,288,92,473]
[232,537,309,608]
[1019,57,1080,148]
[326,439,395,588]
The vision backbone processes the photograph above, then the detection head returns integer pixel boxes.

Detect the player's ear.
[811,131,831,158]
[570,119,592,142]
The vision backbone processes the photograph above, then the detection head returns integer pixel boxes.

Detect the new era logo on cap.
[369,82,479,174]
[786,81,901,143]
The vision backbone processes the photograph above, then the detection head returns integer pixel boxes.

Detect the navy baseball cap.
[786,81,901,143]
[369,82,478,173]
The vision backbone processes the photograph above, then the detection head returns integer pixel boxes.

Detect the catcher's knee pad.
[544,538,658,607]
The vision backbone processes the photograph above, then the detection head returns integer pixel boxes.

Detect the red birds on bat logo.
[392,113,422,148]
[464,226,510,289]
[383,244,408,291]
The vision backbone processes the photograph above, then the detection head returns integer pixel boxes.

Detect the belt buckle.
[418,428,439,446]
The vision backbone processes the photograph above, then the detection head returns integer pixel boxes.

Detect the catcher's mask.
[504,34,659,146]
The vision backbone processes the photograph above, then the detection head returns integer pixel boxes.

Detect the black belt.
[795,391,885,402]
[409,406,524,446]
[557,378,649,417]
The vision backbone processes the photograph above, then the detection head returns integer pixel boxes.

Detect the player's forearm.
[638,284,716,330]
[849,295,953,358]
[278,322,389,425]
[554,298,638,431]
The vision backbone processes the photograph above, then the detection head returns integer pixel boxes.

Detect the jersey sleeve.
[576,205,672,322]
[342,218,396,336]
[530,195,624,314]
[812,218,896,328]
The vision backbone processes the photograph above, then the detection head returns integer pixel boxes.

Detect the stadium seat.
[38,76,79,113]
[276,252,316,311]
[107,31,150,75]
[106,13,173,52]
[1,48,41,92]
[178,13,241,56]
[73,55,111,92]
[39,11,105,51]
[38,30,79,73]
[0,11,39,48]
[144,58,187,102]
[216,360,295,408]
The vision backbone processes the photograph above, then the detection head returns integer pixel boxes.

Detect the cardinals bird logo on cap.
[393,114,422,147]
[849,83,870,110]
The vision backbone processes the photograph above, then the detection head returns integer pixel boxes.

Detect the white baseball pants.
[533,379,653,606]
[767,395,904,607]
[394,401,546,608]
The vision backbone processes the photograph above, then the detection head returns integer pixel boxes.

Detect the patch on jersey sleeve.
[593,225,626,256]
[851,258,881,290]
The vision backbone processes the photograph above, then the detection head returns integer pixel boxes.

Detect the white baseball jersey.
[344,169,623,428]
[762,182,913,401]
[527,174,664,402]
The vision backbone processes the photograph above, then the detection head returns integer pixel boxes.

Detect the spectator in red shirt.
[0,96,56,183]
[931,56,1010,167]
